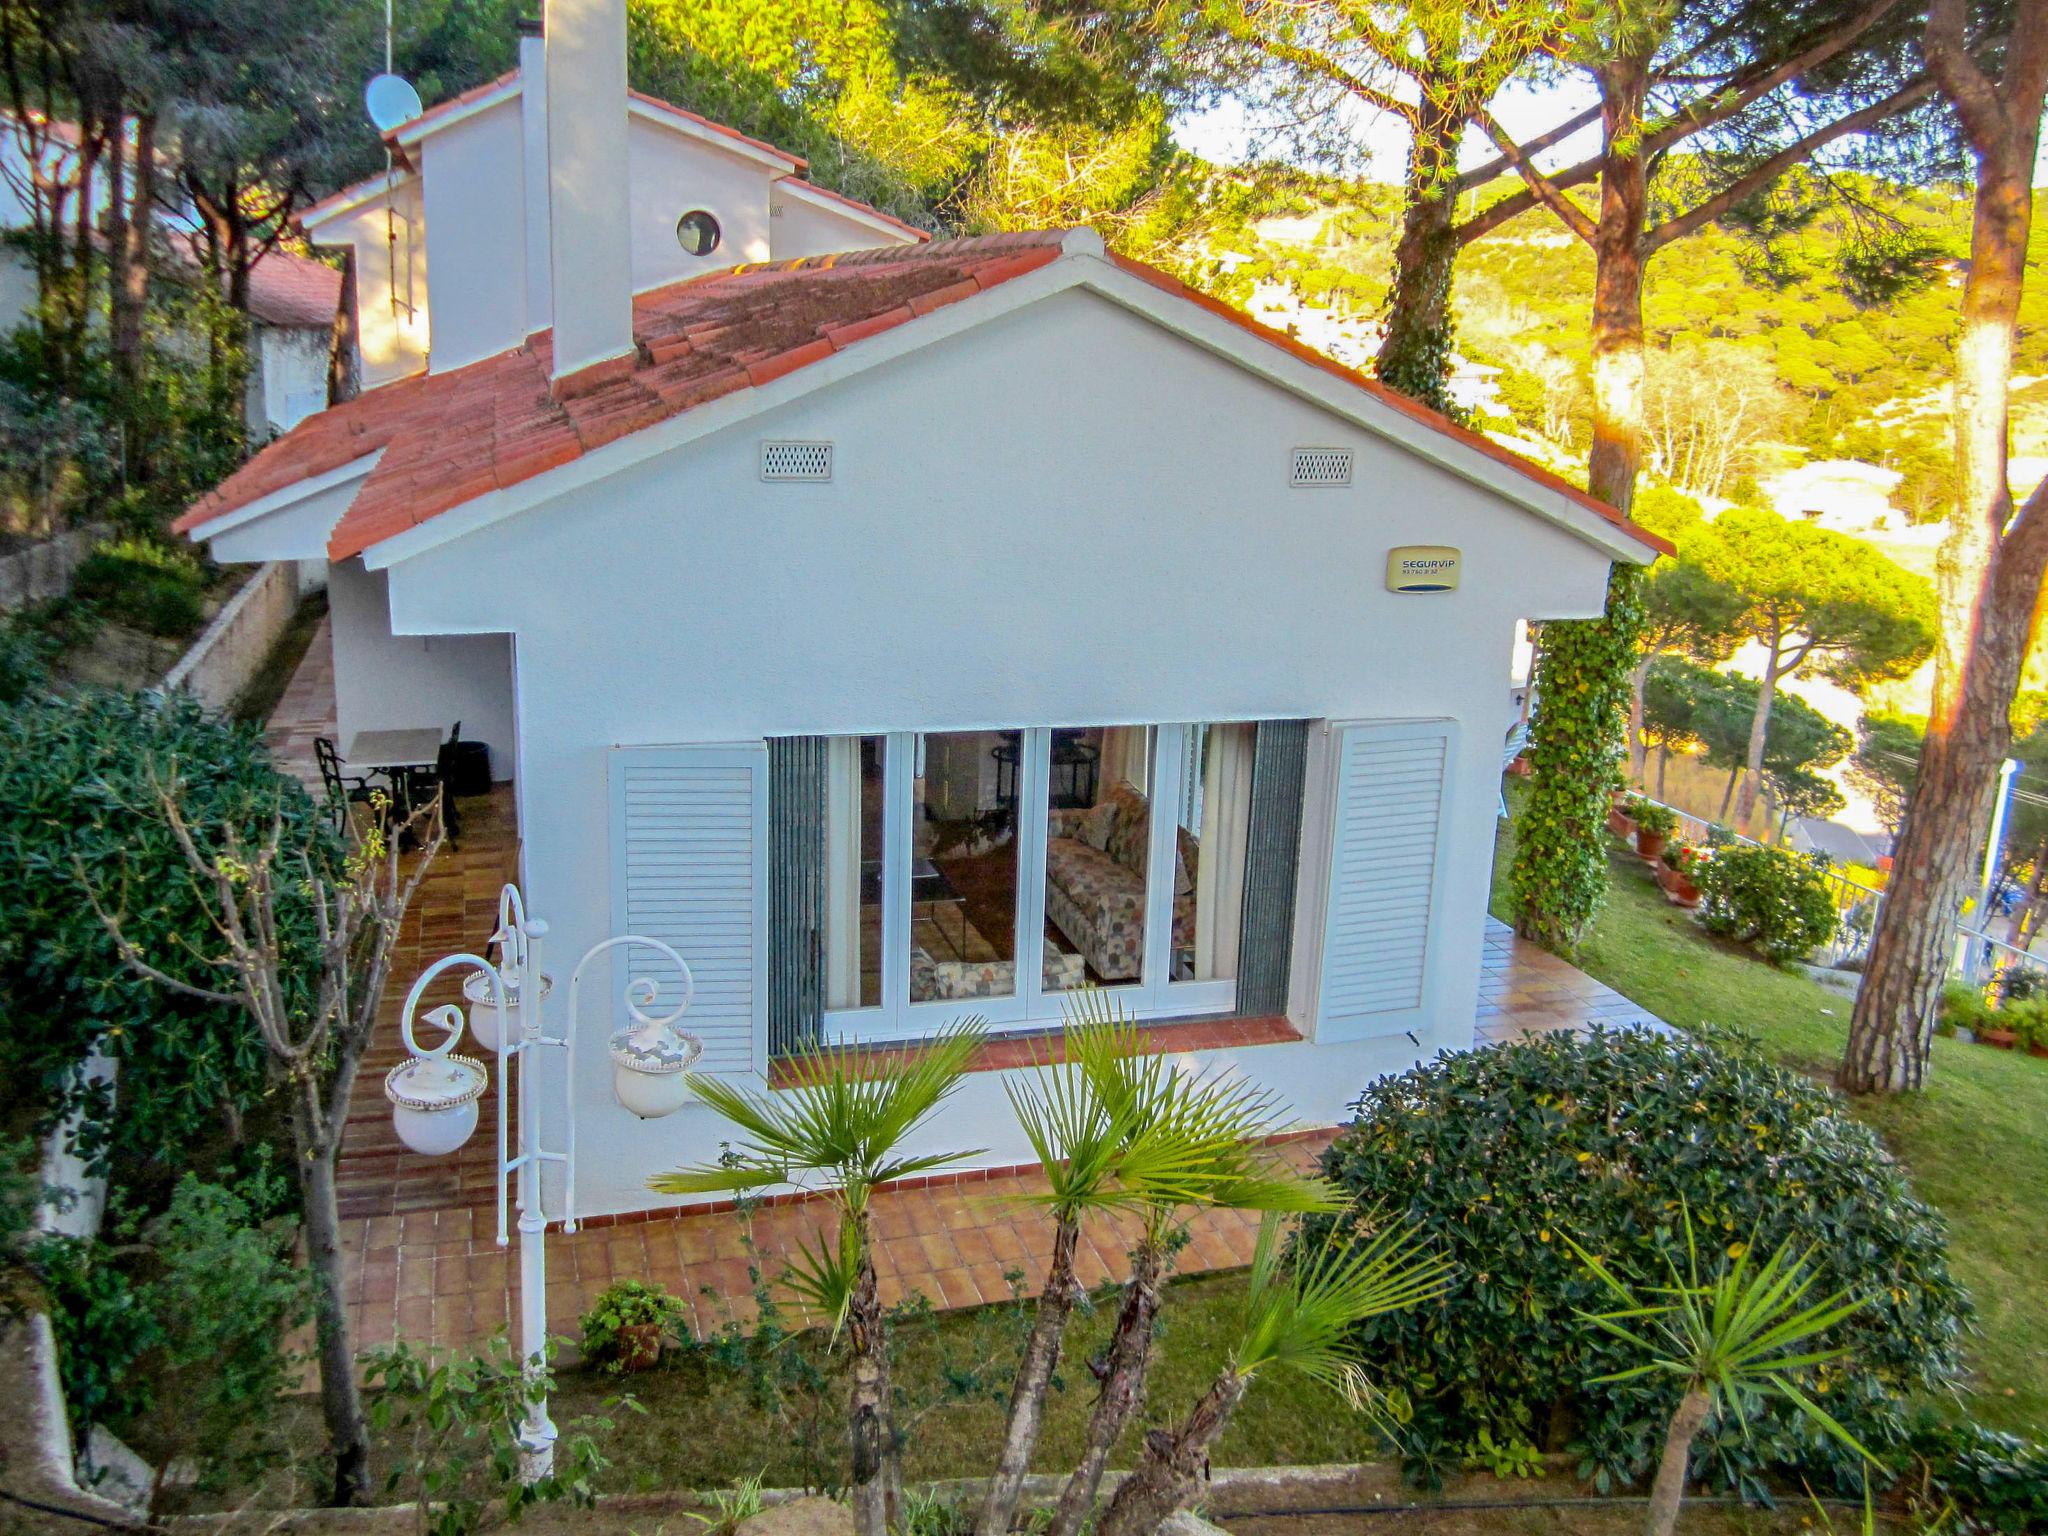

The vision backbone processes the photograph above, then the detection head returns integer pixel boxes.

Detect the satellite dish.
[365,73,424,134]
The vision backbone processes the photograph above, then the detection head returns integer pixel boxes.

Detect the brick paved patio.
[269,623,1666,1356]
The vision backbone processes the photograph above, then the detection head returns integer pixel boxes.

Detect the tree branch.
[1470,106,1598,244]
[1641,0,1908,157]
[1923,0,2006,150]
[1455,103,1603,192]
[1642,77,1935,253]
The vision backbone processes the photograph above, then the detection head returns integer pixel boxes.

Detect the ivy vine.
[1510,563,1647,949]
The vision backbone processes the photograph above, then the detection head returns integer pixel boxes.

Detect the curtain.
[1194,722,1256,981]
[1099,725,1153,798]
[825,735,863,1010]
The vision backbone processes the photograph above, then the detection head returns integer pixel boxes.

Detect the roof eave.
[353,239,1667,572]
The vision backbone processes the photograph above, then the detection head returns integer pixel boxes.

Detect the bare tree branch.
[1471,105,1598,243]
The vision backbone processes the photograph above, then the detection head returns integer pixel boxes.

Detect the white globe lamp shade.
[462,970,552,1054]
[609,1023,703,1120]
[384,1053,488,1156]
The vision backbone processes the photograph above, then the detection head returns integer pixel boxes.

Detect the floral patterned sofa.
[1045,780,1194,982]
[911,938,1086,1001]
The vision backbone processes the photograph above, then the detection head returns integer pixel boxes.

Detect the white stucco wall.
[377,283,1617,1215]
[626,117,777,283]
[421,108,530,371]
[327,558,516,780]
[768,190,913,261]
[306,179,430,389]
[245,325,332,438]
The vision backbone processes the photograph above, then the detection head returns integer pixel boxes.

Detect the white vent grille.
[1291,447,1353,487]
[761,440,833,481]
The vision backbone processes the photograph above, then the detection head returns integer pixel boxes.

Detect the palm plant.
[1567,1212,1875,1536]
[1091,1212,1453,1536]
[974,1005,1263,1536]
[1043,994,1344,1536]
[648,1020,986,1536]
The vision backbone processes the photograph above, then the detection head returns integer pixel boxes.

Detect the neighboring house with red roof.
[0,117,342,439]
[178,3,1667,1219]
[298,21,926,392]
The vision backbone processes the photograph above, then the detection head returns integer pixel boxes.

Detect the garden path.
[262,623,1667,1356]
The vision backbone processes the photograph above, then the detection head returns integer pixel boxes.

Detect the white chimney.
[543,0,634,386]
[517,19,551,337]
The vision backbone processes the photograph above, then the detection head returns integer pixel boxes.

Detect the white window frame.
[822,723,1244,1044]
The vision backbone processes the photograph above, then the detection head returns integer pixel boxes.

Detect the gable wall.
[380,286,1616,1212]
[308,180,429,388]
[420,106,530,370]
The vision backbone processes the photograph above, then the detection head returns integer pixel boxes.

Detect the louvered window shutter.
[609,744,769,1075]
[1315,721,1457,1041]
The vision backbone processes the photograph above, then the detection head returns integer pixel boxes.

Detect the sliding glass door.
[822,721,1253,1042]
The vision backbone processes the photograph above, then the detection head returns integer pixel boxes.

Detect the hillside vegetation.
[1194,175,2048,519]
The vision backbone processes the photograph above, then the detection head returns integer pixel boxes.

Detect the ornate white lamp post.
[384,883,702,1479]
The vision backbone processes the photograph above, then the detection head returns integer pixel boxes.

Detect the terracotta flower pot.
[1609,809,1636,839]
[1636,828,1668,861]
[1980,1027,2018,1051]
[1508,754,1533,777]
[2028,1041,2048,1059]
[614,1322,663,1372]
[1655,864,1700,906]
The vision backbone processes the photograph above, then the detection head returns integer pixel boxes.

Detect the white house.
[178,2,1668,1218]
[0,117,342,439]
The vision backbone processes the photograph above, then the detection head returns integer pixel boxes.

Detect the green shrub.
[1694,843,1837,962]
[1305,1029,1967,1498]
[73,536,208,637]
[1904,1417,2048,1535]
[0,615,54,703]
[579,1278,690,1373]
[0,688,336,1171]
[1940,982,1993,1037]
[33,1170,308,1476]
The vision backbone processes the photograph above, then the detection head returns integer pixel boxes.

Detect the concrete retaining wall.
[0,525,101,612]
[162,559,303,712]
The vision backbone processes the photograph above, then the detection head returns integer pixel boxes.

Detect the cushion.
[1103,780,1152,873]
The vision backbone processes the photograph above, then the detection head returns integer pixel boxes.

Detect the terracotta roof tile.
[177,229,1670,563]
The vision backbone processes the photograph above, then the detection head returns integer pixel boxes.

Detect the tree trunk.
[1645,1388,1710,1536]
[1583,61,1650,518]
[846,1211,894,1536]
[109,111,155,448]
[1843,18,2048,1094]
[1656,744,1669,801]
[1735,637,1782,825]
[1628,657,1652,781]
[1719,766,1739,821]
[1374,89,1463,418]
[296,1099,369,1507]
[1506,57,1654,947]
[1092,1373,1248,1536]
[1045,1238,1168,1536]
[976,1218,1085,1536]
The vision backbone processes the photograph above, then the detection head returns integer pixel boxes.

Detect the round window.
[676,209,722,257]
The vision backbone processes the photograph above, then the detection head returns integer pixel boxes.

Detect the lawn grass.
[1490,788,2048,1436]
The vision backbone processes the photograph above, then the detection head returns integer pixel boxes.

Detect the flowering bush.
[1304,1029,1966,1497]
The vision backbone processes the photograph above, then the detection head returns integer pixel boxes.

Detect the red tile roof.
[175,233,1068,557]
[176,230,1671,563]
[243,248,344,329]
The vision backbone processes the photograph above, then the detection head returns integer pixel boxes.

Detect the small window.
[676,209,722,257]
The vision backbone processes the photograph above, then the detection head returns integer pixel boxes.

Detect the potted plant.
[1658,844,1703,907]
[580,1279,689,1373]
[1629,797,1677,861]
[1609,792,1638,841]
[2011,1003,2048,1059]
